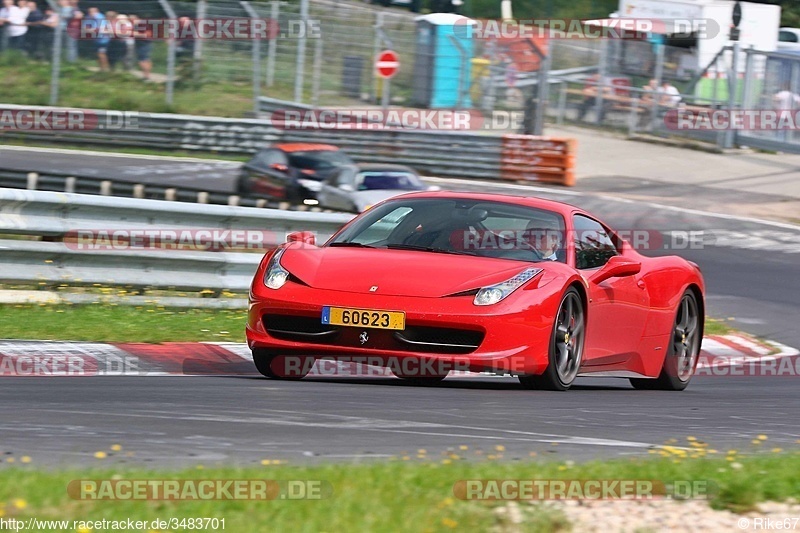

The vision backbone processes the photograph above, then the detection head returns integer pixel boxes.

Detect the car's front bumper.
[246,281,560,375]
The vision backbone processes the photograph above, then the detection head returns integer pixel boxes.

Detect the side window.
[573,215,617,269]
[250,150,286,169]
[779,30,799,43]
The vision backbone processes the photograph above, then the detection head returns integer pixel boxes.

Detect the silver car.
[317,164,432,213]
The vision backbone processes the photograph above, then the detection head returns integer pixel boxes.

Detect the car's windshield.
[329,197,567,263]
[289,150,353,170]
[357,171,423,191]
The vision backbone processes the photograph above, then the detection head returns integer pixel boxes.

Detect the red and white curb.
[0,335,796,377]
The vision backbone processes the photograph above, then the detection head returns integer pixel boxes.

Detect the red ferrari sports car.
[246,192,705,390]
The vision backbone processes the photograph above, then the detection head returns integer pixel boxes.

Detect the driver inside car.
[524,219,564,262]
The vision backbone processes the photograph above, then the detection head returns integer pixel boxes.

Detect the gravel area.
[495,499,800,532]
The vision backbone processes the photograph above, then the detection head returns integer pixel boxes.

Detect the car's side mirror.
[339,184,355,192]
[286,231,316,246]
[589,255,641,284]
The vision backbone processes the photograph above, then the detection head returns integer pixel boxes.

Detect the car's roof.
[273,143,340,153]
[355,163,417,173]
[385,191,583,216]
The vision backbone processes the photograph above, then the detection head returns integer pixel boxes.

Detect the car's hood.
[351,190,417,210]
[281,246,535,298]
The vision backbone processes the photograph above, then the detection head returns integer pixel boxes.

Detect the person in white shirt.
[773,85,800,110]
[0,0,29,50]
[659,81,681,107]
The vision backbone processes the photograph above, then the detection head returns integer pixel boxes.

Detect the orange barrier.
[500,134,576,187]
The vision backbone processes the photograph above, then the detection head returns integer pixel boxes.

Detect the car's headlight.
[263,248,290,289]
[297,179,323,192]
[474,268,543,306]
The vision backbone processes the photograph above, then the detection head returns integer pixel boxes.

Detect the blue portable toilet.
[412,13,474,109]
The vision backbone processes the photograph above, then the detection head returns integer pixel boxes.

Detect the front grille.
[263,314,483,354]
[263,314,338,341]
[394,326,484,354]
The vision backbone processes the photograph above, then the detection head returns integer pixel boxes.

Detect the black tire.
[630,290,701,391]
[252,350,313,380]
[519,287,585,391]
[236,174,251,195]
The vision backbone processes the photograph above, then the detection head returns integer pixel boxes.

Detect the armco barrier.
[0,104,577,186]
[0,188,353,292]
[500,135,576,186]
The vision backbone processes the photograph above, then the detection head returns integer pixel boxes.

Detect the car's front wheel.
[252,350,313,380]
[519,287,585,391]
[630,290,701,391]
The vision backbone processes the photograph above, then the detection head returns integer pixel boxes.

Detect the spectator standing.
[86,6,109,71]
[659,81,681,108]
[130,14,152,81]
[24,0,43,58]
[1,0,30,51]
[0,2,9,53]
[105,11,128,70]
[38,5,58,59]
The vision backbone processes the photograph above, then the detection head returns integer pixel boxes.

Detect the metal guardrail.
[0,168,341,211]
[0,104,576,184]
[0,188,353,292]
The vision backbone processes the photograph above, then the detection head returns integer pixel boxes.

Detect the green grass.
[2,452,800,531]
[0,304,247,343]
[0,304,745,344]
[0,53,254,117]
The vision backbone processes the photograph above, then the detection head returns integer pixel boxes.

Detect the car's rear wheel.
[519,287,585,391]
[236,174,252,195]
[252,350,313,380]
[630,290,701,391]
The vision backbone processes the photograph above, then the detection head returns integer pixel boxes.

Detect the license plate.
[321,306,405,330]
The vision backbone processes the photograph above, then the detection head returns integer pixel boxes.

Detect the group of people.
[0,0,59,59]
[577,75,682,124]
[0,1,154,81]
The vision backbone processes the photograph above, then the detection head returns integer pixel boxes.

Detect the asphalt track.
[1,146,799,465]
[1,375,799,466]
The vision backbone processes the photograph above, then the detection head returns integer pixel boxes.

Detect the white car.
[317,164,432,213]
[778,28,800,54]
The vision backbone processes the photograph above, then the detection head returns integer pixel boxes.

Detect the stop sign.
[376,50,400,79]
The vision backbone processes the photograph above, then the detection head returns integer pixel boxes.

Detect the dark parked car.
[237,143,355,203]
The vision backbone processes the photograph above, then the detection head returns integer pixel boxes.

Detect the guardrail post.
[133,184,145,199]
[228,195,240,206]
[294,0,309,103]
[26,173,39,190]
[556,82,567,125]
[197,192,209,204]
[266,1,280,87]
[100,181,113,196]
[165,188,177,201]
[157,0,178,106]
[64,177,76,193]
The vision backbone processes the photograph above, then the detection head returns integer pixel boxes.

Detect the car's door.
[321,167,358,211]
[242,149,290,198]
[572,214,650,364]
